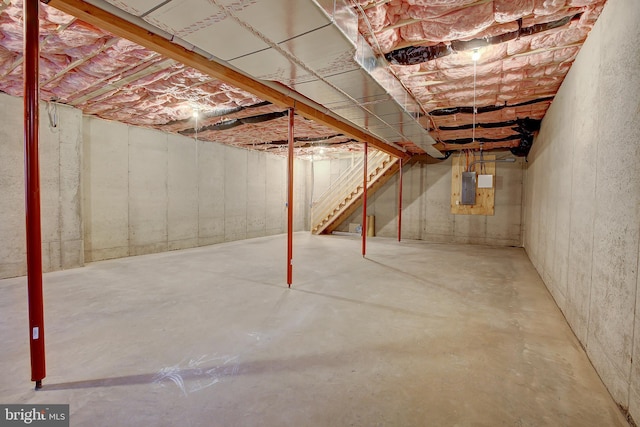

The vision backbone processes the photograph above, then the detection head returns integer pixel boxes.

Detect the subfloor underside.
[0,234,628,426]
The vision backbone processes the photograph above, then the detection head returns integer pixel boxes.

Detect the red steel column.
[287,108,294,287]
[24,0,46,390]
[362,142,368,257]
[398,158,403,242]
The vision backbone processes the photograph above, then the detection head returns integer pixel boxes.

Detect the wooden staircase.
[311,150,401,235]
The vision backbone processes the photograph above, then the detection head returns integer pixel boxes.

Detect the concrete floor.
[0,233,628,426]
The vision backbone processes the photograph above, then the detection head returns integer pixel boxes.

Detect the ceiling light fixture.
[471,48,480,62]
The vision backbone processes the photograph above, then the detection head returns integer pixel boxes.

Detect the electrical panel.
[461,172,476,205]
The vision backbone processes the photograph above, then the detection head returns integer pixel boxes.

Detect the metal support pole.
[362,142,368,257]
[398,158,403,242]
[24,0,46,390]
[287,108,294,287]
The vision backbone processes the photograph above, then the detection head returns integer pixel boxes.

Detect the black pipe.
[430,97,553,116]
[385,13,581,65]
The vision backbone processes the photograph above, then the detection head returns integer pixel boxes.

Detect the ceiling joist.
[44,0,408,159]
[68,58,177,106]
[40,37,119,88]
[0,17,77,80]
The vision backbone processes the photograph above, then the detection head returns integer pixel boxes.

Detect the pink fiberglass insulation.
[0,0,608,156]
[190,115,360,154]
[533,0,567,16]
[359,4,388,32]
[494,0,535,23]
[0,1,349,156]
[363,0,606,53]
[362,0,606,152]
[457,21,520,41]
[413,2,495,42]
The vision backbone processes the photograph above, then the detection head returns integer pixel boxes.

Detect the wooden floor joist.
[44,0,408,160]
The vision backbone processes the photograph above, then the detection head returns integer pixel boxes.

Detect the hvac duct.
[82,0,443,157]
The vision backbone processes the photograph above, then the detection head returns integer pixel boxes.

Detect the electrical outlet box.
[461,172,476,205]
[478,174,494,189]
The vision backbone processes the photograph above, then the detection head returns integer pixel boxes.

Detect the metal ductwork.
[84,0,443,158]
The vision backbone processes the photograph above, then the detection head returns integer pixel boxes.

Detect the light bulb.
[471,49,480,62]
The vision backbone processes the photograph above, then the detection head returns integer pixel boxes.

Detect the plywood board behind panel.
[451,153,495,215]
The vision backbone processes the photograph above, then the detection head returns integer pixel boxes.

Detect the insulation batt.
[494,0,535,23]
[373,0,600,152]
[458,21,519,41]
[368,28,400,53]
[0,1,308,142]
[533,0,567,16]
[407,2,495,42]
[358,5,388,32]
[522,7,583,26]
[363,0,606,53]
[0,0,608,155]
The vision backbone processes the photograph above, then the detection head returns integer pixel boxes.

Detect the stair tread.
[312,157,401,233]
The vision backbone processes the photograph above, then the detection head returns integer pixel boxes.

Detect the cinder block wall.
[83,116,310,263]
[0,94,83,278]
[523,0,640,418]
[322,155,523,246]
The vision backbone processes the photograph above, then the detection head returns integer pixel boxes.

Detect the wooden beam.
[44,0,407,159]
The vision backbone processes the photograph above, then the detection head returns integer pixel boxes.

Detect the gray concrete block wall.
[523,0,640,418]
[328,156,523,246]
[0,94,84,279]
[83,116,309,262]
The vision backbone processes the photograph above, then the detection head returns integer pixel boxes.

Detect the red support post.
[24,0,46,390]
[287,108,294,287]
[398,158,403,242]
[362,142,368,257]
